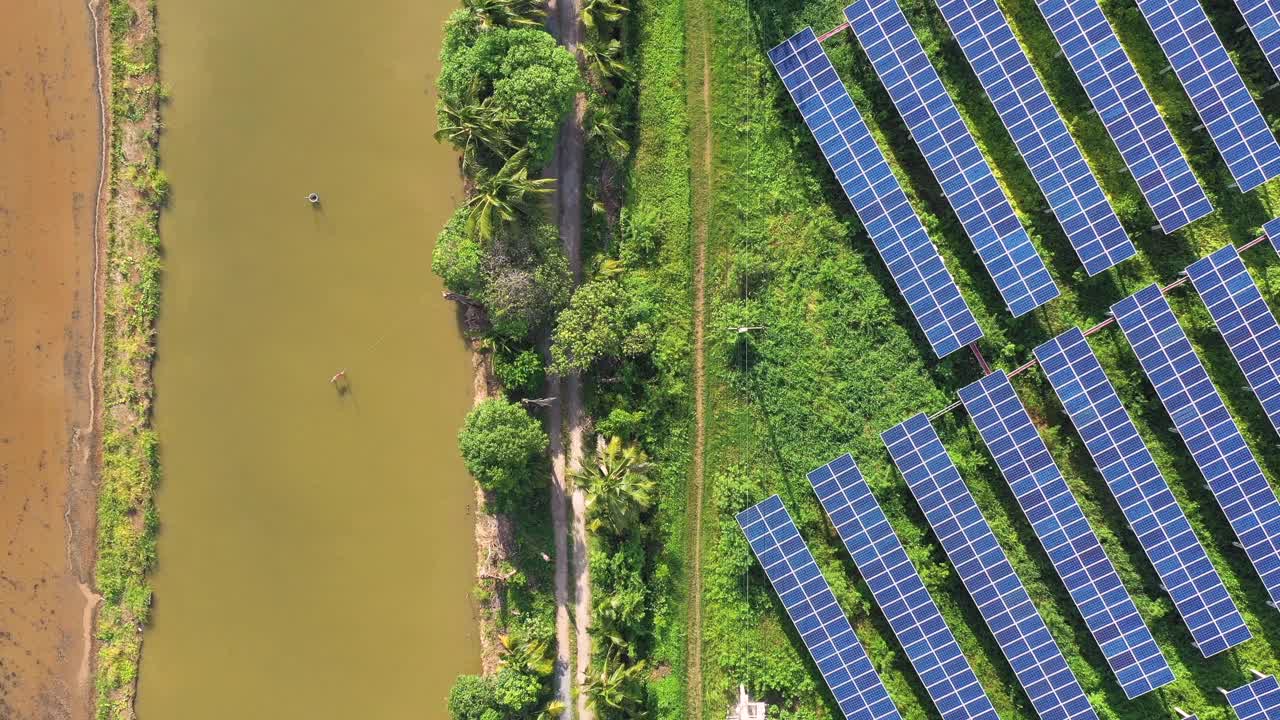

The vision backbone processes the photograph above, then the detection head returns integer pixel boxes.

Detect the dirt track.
[0,2,105,719]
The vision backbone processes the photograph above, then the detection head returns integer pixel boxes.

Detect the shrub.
[493,348,546,397]
[447,675,498,720]
[458,398,548,502]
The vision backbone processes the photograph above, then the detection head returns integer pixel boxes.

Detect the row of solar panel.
[739,489,1280,720]
[767,0,1280,357]
[737,239,1280,719]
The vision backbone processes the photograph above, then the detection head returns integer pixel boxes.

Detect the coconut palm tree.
[581,38,629,84]
[498,632,555,677]
[464,0,548,28]
[586,107,630,159]
[582,0,628,31]
[435,95,516,163]
[466,148,555,241]
[584,652,648,717]
[572,436,654,536]
[535,699,567,720]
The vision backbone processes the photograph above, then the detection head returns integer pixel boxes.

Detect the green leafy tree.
[458,398,548,502]
[549,279,655,374]
[482,220,571,339]
[448,675,499,720]
[573,436,655,536]
[438,28,581,168]
[493,348,546,396]
[433,207,485,296]
[466,148,555,241]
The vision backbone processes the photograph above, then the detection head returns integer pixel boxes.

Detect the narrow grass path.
[685,0,713,715]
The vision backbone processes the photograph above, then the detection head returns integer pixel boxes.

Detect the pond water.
[139,0,480,717]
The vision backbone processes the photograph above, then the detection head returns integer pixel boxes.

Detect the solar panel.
[768,28,984,357]
[1112,283,1280,606]
[881,414,1099,720]
[808,455,1001,720]
[1033,327,1251,656]
[843,0,1059,316]
[736,495,905,720]
[957,371,1175,698]
[1187,244,1280,437]
[1227,674,1280,720]
[1233,0,1280,86]
[1265,216,1280,255]
[1135,0,1280,191]
[1032,0,1212,232]
[931,0,1136,275]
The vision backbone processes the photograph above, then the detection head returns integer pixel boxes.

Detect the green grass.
[692,0,1280,718]
[96,1,163,718]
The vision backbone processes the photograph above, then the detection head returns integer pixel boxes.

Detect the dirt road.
[0,2,106,718]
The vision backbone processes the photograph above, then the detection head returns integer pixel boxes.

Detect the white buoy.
[306,192,320,205]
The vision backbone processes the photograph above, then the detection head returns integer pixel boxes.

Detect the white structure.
[727,684,767,720]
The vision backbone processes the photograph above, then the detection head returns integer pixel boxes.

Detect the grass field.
[678,0,1280,717]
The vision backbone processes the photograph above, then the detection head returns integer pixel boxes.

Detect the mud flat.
[0,2,104,719]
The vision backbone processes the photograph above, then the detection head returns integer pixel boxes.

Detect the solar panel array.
[1033,327,1251,657]
[1135,0,1280,191]
[768,28,983,357]
[1112,284,1280,607]
[957,371,1175,698]
[736,495,904,720]
[882,414,1099,720]
[1233,0,1280,85]
[1187,244,1280,437]
[808,455,1001,720]
[1227,674,1280,720]
[1265,216,1280,255]
[1031,0,1212,232]
[843,0,1059,316]
[931,0,1136,276]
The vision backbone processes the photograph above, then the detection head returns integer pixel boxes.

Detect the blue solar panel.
[1032,0,1212,232]
[1135,0,1280,191]
[736,495,905,720]
[1113,283,1280,606]
[1227,674,1280,720]
[931,0,1136,276]
[957,371,1175,698]
[843,0,1059,316]
[808,455,1001,720]
[1233,0,1280,86]
[1187,244,1280,437]
[882,414,1099,720]
[1265,216,1280,255]
[1034,327,1251,656]
[768,28,983,357]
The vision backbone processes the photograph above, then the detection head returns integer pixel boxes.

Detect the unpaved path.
[685,0,713,715]
[0,1,106,718]
[546,0,591,715]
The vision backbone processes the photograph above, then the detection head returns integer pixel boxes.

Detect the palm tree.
[466,148,555,241]
[435,95,516,162]
[464,0,548,28]
[582,0,628,31]
[581,38,630,84]
[498,632,555,677]
[583,652,648,717]
[572,436,654,536]
[586,107,630,159]
[535,699,567,720]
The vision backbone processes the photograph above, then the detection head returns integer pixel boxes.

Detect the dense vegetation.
[98,0,165,717]
[693,0,1280,718]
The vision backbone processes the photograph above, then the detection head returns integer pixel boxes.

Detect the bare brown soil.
[0,2,107,719]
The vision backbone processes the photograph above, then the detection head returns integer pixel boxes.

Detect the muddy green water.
[138,1,480,717]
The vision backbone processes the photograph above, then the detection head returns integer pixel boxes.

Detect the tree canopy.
[457,398,548,503]
[550,278,655,374]
[438,27,580,168]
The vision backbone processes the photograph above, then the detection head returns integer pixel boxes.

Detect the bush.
[493,348,546,397]
[458,398,548,502]
[448,675,498,720]
[433,207,485,296]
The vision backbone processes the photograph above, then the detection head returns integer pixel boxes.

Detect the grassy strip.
[697,0,1280,718]
[94,0,164,717]
[626,0,695,714]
